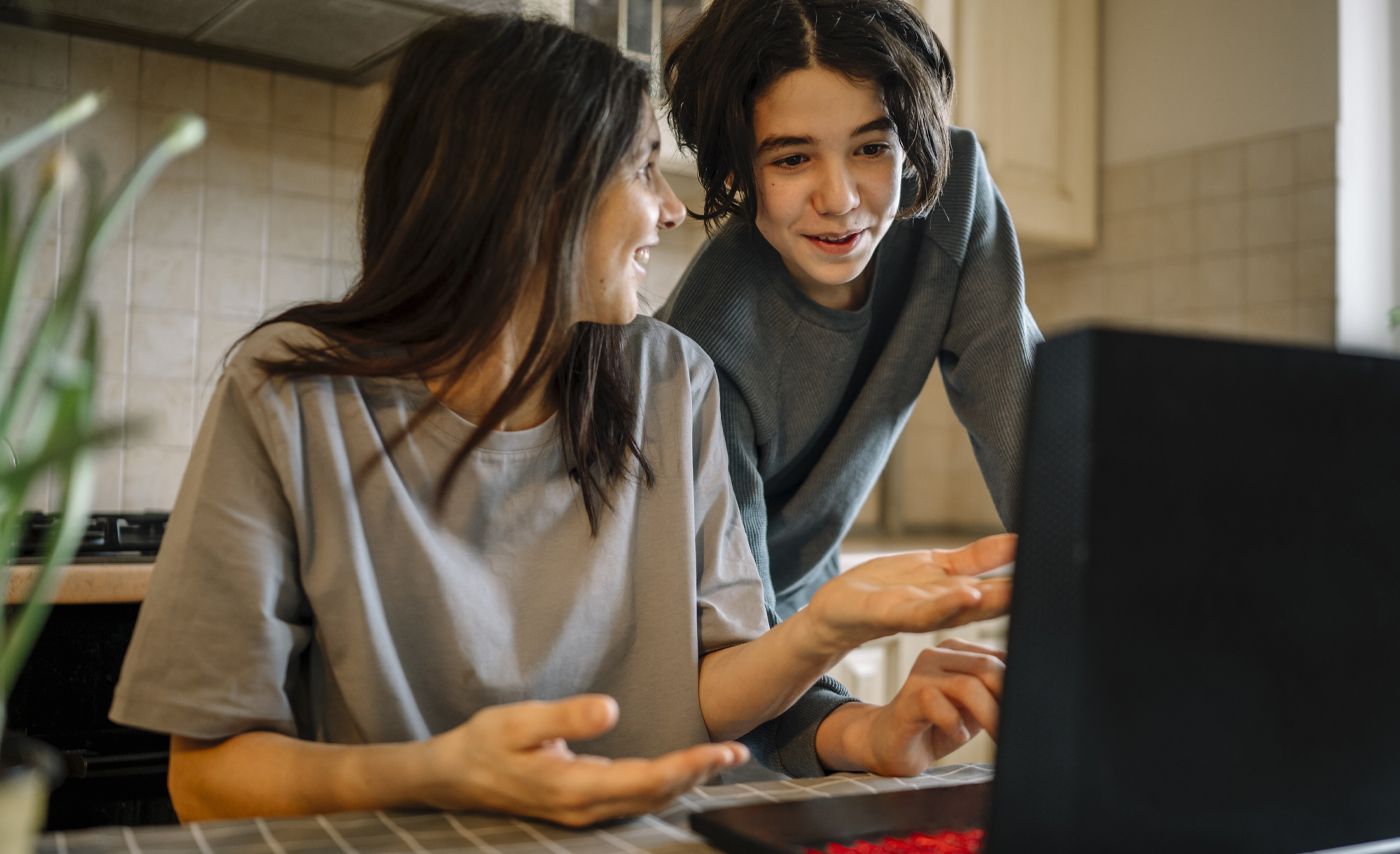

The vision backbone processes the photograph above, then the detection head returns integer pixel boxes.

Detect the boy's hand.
[800,534,1015,657]
[816,639,1006,776]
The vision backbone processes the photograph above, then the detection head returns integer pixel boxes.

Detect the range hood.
[0,0,521,85]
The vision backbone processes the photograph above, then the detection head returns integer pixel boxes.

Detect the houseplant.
[0,93,203,853]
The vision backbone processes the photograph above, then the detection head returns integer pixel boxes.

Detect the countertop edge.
[5,563,153,605]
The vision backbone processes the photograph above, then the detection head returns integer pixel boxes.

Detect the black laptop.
[691,327,1400,854]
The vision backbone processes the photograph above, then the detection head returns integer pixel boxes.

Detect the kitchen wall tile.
[330,198,359,264]
[1059,267,1107,320]
[0,82,65,141]
[1102,162,1151,215]
[89,448,124,512]
[1245,135,1295,193]
[1195,198,1245,254]
[85,240,132,306]
[139,50,207,112]
[273,74,332,134]
[1149,259,1197,315]
[271,130,332,197]
[139,108,205,181]
[200,250,264,318]
[1243,302,1295,341]
[125,377,194,447]
[22,471,52,514]
[122,446,191,511]
[1296,126,1336,185]
[1148,206,1195,260]
[197,315,251,383]
[129,308,196,379]
[203,185,267,252]
[134,178,202,246]
[1101,266,1152,322]
[1244,249,1294,305]
[94,373,126,428]
[1149,154,1194,208]
[267,256,327,308]
[1294,185,1335,244]
[1294,301,1335,344]
[329,262,359,299]
[333,82,388,141]
[208,62,271,125]
[205,120,271,189]
[132,243,198,311]
[66,101,139,177]
[70,37,139,103]
[97,312,128,377]
[1244,192,1295,249]
[1193,305,1245,337]
[1294,243,1335,302]
[1194,143,1245,200]
[268,196,329,259]
[331,138,366,201]
[0,24,68,91]
[1195,254,1245,309]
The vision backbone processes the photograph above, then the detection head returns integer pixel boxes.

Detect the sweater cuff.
[768,676,860,777]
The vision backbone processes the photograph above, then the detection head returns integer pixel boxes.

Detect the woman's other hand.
[801,533,1015,655]
[423,694,748,826]
[814,638,1006,776]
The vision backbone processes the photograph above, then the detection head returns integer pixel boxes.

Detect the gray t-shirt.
[110,318,769,763]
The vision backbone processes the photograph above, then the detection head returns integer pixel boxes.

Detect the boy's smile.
[751,65,903,311]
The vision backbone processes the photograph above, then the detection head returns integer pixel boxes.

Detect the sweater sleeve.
[714,375,860,777]
[938,142,1043,529]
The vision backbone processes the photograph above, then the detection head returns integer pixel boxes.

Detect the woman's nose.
[657,173,685,230]
[813,164,859,216]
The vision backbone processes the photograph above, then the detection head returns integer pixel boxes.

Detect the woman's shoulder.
[619,315,718,392]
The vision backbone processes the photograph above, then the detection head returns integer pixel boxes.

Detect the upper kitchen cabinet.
[526,0,702,174]
[922,0,1100,255]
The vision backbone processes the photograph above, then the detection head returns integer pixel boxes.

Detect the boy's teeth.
[634,247,650,264]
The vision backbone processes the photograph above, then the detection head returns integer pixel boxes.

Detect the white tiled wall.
[1,22,709,513]
[895,125,1338,532]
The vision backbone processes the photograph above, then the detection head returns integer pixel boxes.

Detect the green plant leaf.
[0,151,70,392]
[0,92,100,173]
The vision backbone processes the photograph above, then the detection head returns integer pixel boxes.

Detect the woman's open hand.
[801,534,1015,656]
[422,694,748,827]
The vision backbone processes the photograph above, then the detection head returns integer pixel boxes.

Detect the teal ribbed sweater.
[660,128,1041,775]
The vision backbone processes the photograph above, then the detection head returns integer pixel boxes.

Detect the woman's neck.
[424,327,557,431]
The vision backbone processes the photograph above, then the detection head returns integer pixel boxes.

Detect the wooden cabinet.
[922,0,1100,255]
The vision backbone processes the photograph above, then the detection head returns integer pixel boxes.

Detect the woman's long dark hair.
[246,14,654,532]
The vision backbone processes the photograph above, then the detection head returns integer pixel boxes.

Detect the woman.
[659,0,1038,642]
[111,14,1009,827]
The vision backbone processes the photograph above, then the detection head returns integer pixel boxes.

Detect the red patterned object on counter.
[809,827,984,854]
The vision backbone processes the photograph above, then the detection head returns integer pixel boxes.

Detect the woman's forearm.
[169,731,441,821]
[697,610,849,741]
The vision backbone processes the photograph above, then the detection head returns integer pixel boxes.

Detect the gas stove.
[16,512,169,563]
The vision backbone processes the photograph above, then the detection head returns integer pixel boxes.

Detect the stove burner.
[17,512,169,558]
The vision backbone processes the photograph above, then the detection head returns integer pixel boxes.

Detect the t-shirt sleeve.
[939,140,1043,528]
[109,367,311,741]
[691,363,770,652]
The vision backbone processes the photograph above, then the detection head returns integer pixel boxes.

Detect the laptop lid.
[989,327,1400,853]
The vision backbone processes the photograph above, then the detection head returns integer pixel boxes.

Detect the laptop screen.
[989,328,1400,853]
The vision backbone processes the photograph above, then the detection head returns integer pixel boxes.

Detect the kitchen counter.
[5,562,153,605]
[4,532,994,606]
[40,765,993,854]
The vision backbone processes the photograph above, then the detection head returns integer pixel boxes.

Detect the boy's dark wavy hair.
[663,0,955,231]
[241,14,655,533]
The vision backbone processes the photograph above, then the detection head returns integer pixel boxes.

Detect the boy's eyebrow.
[754,117,896,155]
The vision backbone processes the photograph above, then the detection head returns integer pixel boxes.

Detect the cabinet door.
[946,0,1099,254]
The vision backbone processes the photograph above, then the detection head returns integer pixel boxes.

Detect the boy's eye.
[858,142,890,157]
[772,154,807,168]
